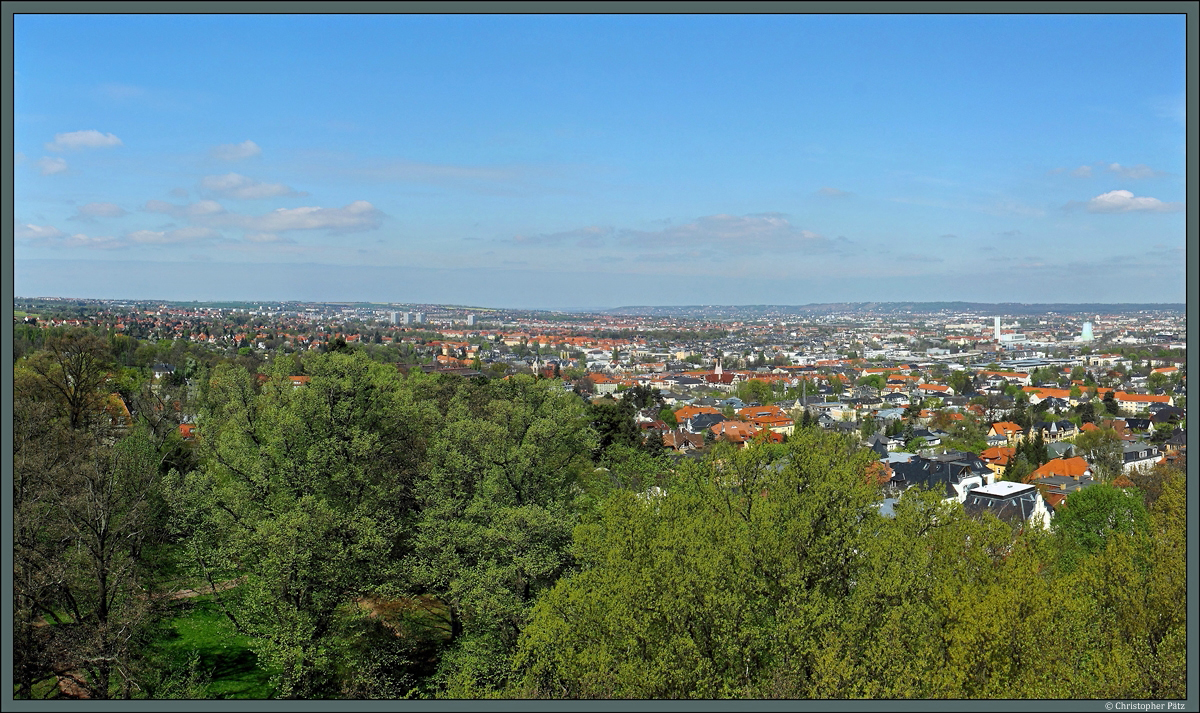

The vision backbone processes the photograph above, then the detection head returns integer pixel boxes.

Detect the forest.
[12,328,1187,699]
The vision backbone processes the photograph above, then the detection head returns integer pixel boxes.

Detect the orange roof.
[1028,456,1090,481]
[979,446,1015,467]
[1023,386,1071,399]
[674,405,722,422]
[1115,391,1170,403]
[736,404,789,421]
[1043,492,1067,509]
[1080,422,1099,432]
[711,421,758,443]
[990,421,1023,436]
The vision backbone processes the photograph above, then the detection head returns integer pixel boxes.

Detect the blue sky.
[13,14,1187,309]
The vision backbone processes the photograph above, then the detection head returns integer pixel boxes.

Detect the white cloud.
[38,156,68,175]
[511,213,844,258]
[513,225,612,246]
[143,199,226,218]
[1106,163,1163,180]
[211,140,262,161]
[1070,165,1092,178]
[200,172,302,200]
[45,129,123,151]
[634,213,830,249]
[15,222,124,249]
[15,223,65,241]
[221,200,382,233]
[1084,190,1183,214]
[71,202,127,220]
[127,226,221,244]
[243,232,294,244]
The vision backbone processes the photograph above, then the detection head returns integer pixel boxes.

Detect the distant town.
[14,296,1185,520]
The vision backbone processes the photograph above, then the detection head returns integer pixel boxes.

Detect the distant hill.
[601,302,1186,318]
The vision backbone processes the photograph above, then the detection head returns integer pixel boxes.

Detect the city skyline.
[13,13,1188,309]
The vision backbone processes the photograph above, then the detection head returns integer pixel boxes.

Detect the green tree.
[513,429,877,698]
[174,353,435,697]
[27,332,114,431]
[1053,484,1149,555]
[947,369,973,396]
[1073,427,1124,481]
[859,416,877,440]
[856,374,886,391]
[736,378,774,405]
[1076,400,1096,424]
[588,398,641,457]
[406,374,597,694]
[1103,390,1120,417]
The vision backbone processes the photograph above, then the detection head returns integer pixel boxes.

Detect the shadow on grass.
[150,594,276,699]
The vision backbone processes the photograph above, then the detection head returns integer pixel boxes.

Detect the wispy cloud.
[211,140,262,161]
[816,186,852,197]
[510,213,847,258]
[70,202,127,221]
[987,201,1045,218]
[1151,92,1185,125]
[210,201,383,234]
[45,129,123,152]
[127,226,222,244]
[37,156,68,175]
[15,222,124,249]
[1058,161,1166,180]
[1074,190,1183,214]
[199,173,304,200]
[513,225,612,246]
[1105,162,1164,180]
[894,253,944,263]
[144,199,226,218]
[243,232,295,244]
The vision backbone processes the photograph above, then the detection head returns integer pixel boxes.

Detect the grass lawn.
[152,595,275,699]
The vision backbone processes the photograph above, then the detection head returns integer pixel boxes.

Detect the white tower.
[994,316,1001,341]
